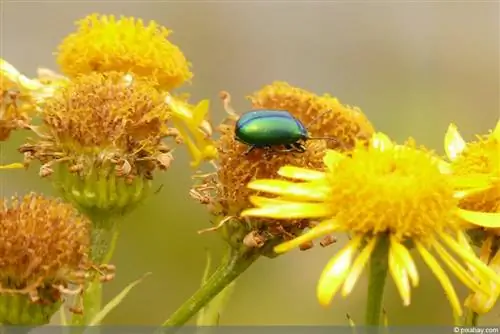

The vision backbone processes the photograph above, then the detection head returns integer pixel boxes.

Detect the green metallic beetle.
[234,109,336,155]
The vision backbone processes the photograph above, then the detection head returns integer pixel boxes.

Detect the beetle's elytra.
[234,109,309,155]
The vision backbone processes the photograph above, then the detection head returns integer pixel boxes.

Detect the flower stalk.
[161,246,260,330]
[365,234,389,329]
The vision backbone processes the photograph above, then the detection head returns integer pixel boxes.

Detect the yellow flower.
[248,81,375,151]
[19,72,177,222]
[241,132,500,317]
[164,93,218,168]
[190,91,333,255]
[57,14,192,91]
[444,120,500,314]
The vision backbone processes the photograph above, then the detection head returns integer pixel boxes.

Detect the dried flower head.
[0,193,92,325]
[444,121,500,314]
[19,72,177,221]
[241,133,500,317]
[191,91,335,256]
[248,81,375,151]
[57,14,192,91]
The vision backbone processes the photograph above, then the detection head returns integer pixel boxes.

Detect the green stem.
[70,279,103,326]
[161,247,260,330]
[365,235,390,329]
[463,309,479,327]
[70,222,119,327]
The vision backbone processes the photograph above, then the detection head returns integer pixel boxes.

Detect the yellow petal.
[323,149,345,172]
[388,246,411,306]
[278,166,327,182]
[431,240,488,294]
[454,186,493,200]
[274,219,339,253]
[456,209,500,229]
[440,233,500,286]
[436,159,452,175]
[0,163,24,170]
[415,241,462,317]
[491,120,500,141]
[444,123,466,161]
[247,196,297,208]
[317,235,363,306]
[192,100,210,126]
[246,179,330,201]
[242,200,332,220]
[341,237,377,296]
[449,174,494,189]
[390,237,419,287]
[371,132,394,151]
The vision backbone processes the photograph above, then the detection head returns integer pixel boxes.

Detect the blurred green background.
[1,0,499,326]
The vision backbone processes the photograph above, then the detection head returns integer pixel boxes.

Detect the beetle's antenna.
[304,109,332,129]
[307,136,338,142]
[304,109,338,143]
[219,91,239,121]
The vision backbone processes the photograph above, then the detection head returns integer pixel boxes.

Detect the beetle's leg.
[243,145,257,155]
[292,142,306,153]
[275,144,295,153]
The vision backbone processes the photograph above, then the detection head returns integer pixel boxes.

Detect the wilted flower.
[241,133,500,317]
[248,81,375,151]
[191,88,374,256]
[0,193,113,325]
[444,121,500,314]
[19,72,177,223]
[57,14,192,91]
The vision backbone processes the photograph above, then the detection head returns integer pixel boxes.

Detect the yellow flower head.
[191,91,334,255]
[241,133,500,317]
[19,72,177,221]
[0,193,112,325]
[248,81,375,151]
[57,14,192,91]
[444,120,500,314]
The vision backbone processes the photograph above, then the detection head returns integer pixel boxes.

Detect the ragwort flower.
[248,81,375,151]
[57,14,192,91]
[444,120,500,314]
[0,193,113,325]
[241,132,500,317]
[19,72,177,223]
[191,89,373,256]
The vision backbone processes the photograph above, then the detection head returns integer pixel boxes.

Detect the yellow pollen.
[327,143,457,239]
[57,14,192,90]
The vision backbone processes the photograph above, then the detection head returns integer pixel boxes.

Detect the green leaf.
[87,272,151,326]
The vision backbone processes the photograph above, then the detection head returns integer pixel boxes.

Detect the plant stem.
[365,235,389,330]
[70,223,119,327]
[71,279,103,326]
[161,247,260,330]
[464,309,479,327]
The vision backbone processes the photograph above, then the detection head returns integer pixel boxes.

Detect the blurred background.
[1,0,499,326]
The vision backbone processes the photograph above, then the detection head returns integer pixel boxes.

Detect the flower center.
[328,146,457,239]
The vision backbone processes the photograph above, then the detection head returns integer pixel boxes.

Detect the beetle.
[234,109,336,155]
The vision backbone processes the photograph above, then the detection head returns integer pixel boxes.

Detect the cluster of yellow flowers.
[0,12,499,327]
